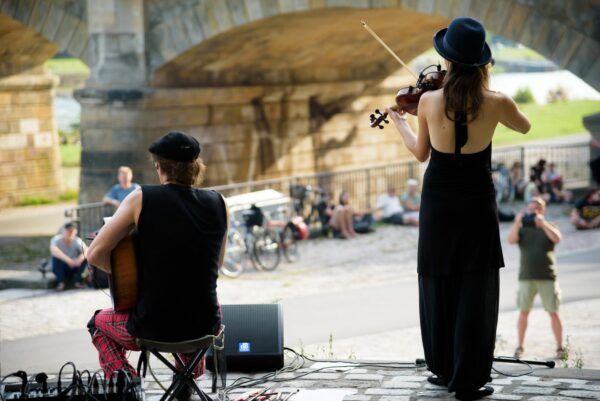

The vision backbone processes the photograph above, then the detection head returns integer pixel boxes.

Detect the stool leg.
[160,378,184,401]
[189,380,213,401]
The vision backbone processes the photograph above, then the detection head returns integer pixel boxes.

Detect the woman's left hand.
[386,107,408,125]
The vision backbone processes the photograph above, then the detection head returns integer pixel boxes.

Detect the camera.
[522,213,537,227]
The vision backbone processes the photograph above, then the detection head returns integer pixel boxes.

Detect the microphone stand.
[416,357,555,369]
[494,356,555,368]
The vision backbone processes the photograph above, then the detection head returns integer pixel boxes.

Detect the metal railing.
[211,158,421,212]
[64,140,592,232]
[64,202,115,238]
[492,141,591,189]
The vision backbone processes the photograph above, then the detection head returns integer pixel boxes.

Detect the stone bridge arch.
[148,0,599,90]
[1,0,598,205]
[0,0,90,77]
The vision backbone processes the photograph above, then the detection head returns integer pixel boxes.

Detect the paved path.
[1,203,599,378]
[147,363,600,401]
[0,201,75,236]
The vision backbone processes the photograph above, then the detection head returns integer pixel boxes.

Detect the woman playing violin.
[387,17,530,400]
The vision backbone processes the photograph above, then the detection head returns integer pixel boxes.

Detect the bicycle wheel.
[281,225,299,263]
[220,231,246,278]
[252,230,281,271]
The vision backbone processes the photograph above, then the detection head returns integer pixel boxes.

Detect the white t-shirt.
[376,194,404,218]
[50,235,85,259]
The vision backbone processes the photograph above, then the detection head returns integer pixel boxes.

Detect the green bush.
[19,196,55,206]
[20,190,79,206]
[513,87,535,104]
[59,190,79,202]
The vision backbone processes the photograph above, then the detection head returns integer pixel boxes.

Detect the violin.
[369,64,447,129]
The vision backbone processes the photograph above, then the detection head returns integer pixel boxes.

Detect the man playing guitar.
[86,132,228,399]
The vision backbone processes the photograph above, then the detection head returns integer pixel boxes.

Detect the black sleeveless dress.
[417,116,503,392]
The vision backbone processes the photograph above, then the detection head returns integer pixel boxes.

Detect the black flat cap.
[148,131,201,162]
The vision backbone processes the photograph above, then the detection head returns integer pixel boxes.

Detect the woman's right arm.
[498,93,531,134]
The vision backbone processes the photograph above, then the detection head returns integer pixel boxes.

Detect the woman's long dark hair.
[443,62,490,122]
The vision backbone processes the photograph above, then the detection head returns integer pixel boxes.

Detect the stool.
[136,326,225,401]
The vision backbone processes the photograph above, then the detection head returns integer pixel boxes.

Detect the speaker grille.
[208,304,284,372]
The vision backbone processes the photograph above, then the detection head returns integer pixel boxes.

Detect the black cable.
[492,356,534,377]
[0,371,28,400]
[78,370,91,386]
[90,370,108,400]
[292,348,420,368]
[222,347,423,398]
[57,361,77,392]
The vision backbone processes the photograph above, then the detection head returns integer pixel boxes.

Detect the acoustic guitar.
[109,234,139,311]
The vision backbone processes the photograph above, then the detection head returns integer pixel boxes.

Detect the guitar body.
[109,234,139,311]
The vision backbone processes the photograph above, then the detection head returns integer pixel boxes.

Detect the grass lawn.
[60,143,81,167]
[492,100,600,146]
[45,58,89,76]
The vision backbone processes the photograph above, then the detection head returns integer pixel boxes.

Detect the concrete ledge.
[0,269,55,290]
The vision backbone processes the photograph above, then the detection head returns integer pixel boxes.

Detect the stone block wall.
[0,67,62,208]
[77,78,414,203]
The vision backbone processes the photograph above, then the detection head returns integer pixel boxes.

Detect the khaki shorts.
[517,280,561,313]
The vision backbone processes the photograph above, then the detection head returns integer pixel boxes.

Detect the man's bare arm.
[50,245,75,266]
[87,189,141,273]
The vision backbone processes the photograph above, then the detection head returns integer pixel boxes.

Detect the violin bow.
[361,20,419,80]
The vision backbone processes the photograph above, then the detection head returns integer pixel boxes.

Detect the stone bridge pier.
[0,0,598,205]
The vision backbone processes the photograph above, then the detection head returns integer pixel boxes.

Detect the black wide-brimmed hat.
[148,131,201,162]
[433,17,492,67]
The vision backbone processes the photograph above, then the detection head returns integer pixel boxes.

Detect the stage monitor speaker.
[207,303,284,372]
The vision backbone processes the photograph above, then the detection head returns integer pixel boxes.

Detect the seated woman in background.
[329,190,374,239]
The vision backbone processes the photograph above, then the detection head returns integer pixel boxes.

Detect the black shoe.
[427,375,447,386]
[455,386,494,400]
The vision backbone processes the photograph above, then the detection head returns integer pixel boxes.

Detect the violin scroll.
[369,109,389,129]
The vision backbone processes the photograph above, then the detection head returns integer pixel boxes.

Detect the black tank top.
[127,184,227,342]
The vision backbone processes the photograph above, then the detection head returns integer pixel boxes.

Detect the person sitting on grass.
[375,185,418,226]
[49,222,88,291]
[400,179,421,224]
[329,190,374,239]
[571,188,600,230]
[313,190,335,235]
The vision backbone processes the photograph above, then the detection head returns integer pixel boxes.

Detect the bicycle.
[221,214,281,277]
[220,221,248,278]
[266,214,300,263]
[247,224,281,271]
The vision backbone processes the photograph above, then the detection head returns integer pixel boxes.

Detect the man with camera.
[507,197,564,359]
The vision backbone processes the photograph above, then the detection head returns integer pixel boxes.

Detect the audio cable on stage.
[219,347,425,400]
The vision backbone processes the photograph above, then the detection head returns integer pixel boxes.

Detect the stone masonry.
[0,66,61,208]
[0,0,598,204]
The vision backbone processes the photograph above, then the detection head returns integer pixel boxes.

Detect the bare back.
[420,88,530,155]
